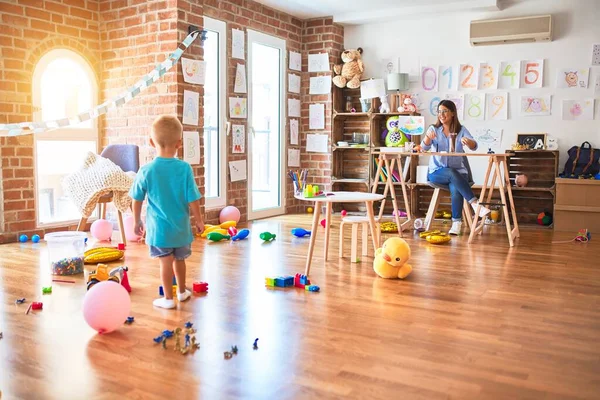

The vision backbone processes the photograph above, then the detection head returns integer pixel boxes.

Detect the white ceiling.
[252,0,502,24]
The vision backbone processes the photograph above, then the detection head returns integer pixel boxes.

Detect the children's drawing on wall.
[562,99,595,120]
[183,131,200,164]
[421,66,438,92]
[444,93,465,119]
[309,75,332,95]
[519,95,551,117]
[232,124,245,153]
[309,103,325,130]
[471,128,503,153]
[229,160,247,182]
[232,29,245,60]
[289,51,301,71]
[478,63,499,90]
[465,93,485,121]
[290,119,299,145]
[181,59,206,85]
[520,59,544,88]
[288,98,301,117]
[308,52,330,72]
[397,116,425,136]
[182,90,199,125]
[485,92,508,120]
[234,64,247,93]
[288,149,300,167]
[229,97,247,119]
[459,63,479,90]
[499,61,520,89]
[288,74,301,94]
[591,44,600,66]
[556,68,590,88]
[595,75,600,96]
[438,65,458,91]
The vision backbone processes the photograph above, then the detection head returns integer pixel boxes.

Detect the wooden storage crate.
[506,150,559,188]
[554,178,600,232]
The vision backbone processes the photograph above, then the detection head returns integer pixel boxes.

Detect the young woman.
[420,100,490,235]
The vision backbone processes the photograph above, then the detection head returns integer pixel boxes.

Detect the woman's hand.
[461,137,475,149]
[426,126,436,140]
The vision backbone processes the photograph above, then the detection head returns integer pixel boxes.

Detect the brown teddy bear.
[333,48,364,89]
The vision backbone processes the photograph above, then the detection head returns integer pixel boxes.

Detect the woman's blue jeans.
[427,168,477,221]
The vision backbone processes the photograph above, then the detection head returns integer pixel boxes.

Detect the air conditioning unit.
[470,15,552,46]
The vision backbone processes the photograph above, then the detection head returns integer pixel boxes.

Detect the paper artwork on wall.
[309,103,325,130]
[289,51,301,71]
[232,29,245,59]
[288,73,301,94]
[397,116,425,136]
[288,98,301,117]
[592,44,600,66]
[464,93,485,121]
[520,59,544,88]
[229,160,247,182]
[459,63,479,90]
[181,58,206,85]
[182,90,199,125]
[438,65,458,91]
[485,92,508,120]
[288,149,300,167]
[444,93,465,119]
[556,68,590,89]
[360,78,386,99]
[234,64,247,93]
[421,66,438,92]
[306,134,328,153]
[183,131,200,164]
[498,61,520,89]
[562,99,594,120]
[229,97,247,119]
[232,124,245,153]
[519,95,551,117]
[290,119,299,145]
[472,128,502,153]
[309,75,332,95]
[308,52,329,72]
[478,63,498,90]
[595,75,600,96]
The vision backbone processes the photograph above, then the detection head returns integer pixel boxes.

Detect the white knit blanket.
[62,152,134,218]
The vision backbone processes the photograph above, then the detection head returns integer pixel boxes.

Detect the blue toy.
[125,316,135,324]
[232,229,250,241]
[185,321,193,329]
[31,234,40,243]
[19,234,28,243]
[153,335,164,344]
[291,228,311,237]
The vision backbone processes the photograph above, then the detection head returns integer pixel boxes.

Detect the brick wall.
[0,0,100,243]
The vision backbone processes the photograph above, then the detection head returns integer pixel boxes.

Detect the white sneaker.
[153,298,176,309]
[471,201,491,218]
[449,221,462,235]
[177,289,192,302]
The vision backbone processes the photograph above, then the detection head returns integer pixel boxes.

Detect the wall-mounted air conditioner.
[470,15,552,46]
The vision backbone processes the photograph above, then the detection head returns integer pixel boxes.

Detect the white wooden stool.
[339,216,380,263]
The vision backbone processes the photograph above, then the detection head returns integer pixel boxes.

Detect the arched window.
[32,49,98,226]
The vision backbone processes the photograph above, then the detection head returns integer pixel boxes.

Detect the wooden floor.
[0,215,599,399]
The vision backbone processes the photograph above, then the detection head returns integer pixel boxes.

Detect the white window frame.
[32,49,98,228]
[203,17,227,209]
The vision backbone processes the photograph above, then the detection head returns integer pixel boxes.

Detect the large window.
[203,17,227,209]
[32,49,98,226]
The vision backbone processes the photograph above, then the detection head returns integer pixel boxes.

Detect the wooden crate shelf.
[506,150,559,188]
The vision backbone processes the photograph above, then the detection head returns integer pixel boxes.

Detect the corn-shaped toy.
[84,247,124,264]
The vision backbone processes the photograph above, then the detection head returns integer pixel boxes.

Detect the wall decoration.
[472,128,503,153]
[309,103,325,130]
[556,68,590,88]
[421,66,438,91]
[459,63,479,90]
[183,131,200,164]
[229,97,247,119]
[562,99,595,120]
[306,134,328,153]
[519,95,551,117]
[499,61,520,89]
[229,160,247,182]
[444,93,465,119]
[181,58,206,85]
[234,64,247,93]
[546,136,558,150]
[288,149,300,167]
[232,124,245,153]
[308,52,329,72]
[288,73,301,94]
[465,93,485,121]
[288,98,301,117]
[592,44,600,66]
[289,51,301,71]
[517,133,546,149]
[360,78,386,99]
[485,92,508,120]
[428,96,442,118]
[397,116,425,136]
[182,90,199,125]
[309,75,332,95]
[478,63,498,90]
[290,119,299,145]
[232,29,245,59]
[595,75,600,96]
[520,59,544,88]
[438,65,458,91]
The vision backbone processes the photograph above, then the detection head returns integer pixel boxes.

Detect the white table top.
[375,150,511,157]
[294,191,385,203]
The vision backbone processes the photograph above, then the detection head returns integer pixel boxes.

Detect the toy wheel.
[108,276,120,284]
[87,278,100,291]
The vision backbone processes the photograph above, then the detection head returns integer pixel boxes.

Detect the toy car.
[86,264,128,291]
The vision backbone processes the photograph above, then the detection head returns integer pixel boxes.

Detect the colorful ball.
[228,227,238,237]
[537,211,553,226]
[31,234,40,243]
[19,234,28,243]
[341,210,347,216]
[307,207,313,214]
[90,219,113,241]
[123,215,142,242]
[515,174,528,187]
[82,281,131,334]
[320,219,326,228]
[219,206,241,224]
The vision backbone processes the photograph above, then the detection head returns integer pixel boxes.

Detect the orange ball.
[307,207,313,214]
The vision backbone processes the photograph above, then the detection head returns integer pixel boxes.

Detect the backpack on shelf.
[560,141,600,178]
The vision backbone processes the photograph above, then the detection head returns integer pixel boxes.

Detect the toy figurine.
[291,228,311,237]
[231,229,250,241]
[259,232,276,241]
[207,232,231,242]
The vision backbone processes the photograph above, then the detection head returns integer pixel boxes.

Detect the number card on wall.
[520,59,544,88]
[478,63,498,90]
[465,93,485,121]
[444,93,465,119]
[421,66,438,91]
[499,61,520,89]
[459,63,478,90]
[485,92,508,121]
[438,65,457,91]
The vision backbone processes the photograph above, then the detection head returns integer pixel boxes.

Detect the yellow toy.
[373,237,412,279]
[425,232,451,244]
[84,247,124,264]
[198,221,237,238]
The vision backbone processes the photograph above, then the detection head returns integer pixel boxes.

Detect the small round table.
[294,191,385,276]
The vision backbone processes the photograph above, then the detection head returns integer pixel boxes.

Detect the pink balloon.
[219,206,241,224]
[83,281,131,334]
[90,219,113,241]
[123,215,142,242]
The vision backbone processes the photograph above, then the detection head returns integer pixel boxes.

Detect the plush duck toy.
[373,237,412,279]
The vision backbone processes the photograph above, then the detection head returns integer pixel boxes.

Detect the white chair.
[339,216,381,263]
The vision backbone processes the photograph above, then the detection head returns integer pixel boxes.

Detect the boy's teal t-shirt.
[129,157,202,248]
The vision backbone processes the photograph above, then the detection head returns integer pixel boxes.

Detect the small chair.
[77,144,140,244]
[339,216,381,263]
[423,157,475,232]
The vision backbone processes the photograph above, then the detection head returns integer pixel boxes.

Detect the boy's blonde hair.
[151,115,183,148]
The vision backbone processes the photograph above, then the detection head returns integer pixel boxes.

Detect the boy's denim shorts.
[149,244,192,260]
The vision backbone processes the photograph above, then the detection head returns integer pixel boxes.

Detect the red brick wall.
[0,0,100,243]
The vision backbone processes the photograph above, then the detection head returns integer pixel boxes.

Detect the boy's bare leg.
[173,259,191,301]
[153,255,176,309]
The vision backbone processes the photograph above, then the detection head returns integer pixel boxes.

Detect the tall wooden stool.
[339,216,380,263]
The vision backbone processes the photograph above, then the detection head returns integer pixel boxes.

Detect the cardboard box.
[554,178,600,232]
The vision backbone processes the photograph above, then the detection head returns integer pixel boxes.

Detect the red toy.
[118,243,125,250]
[320,219,326,228]
[228,227,238,237]
[32,302,43,310]
[294,273,311,289]
[121,269,132,293]
[341,210,347,216]
[193,281,208,293]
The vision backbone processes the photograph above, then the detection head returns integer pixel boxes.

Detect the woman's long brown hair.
[434,100,462,134]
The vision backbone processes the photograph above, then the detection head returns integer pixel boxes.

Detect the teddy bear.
[333,48,364,89]
[373,237,412,279]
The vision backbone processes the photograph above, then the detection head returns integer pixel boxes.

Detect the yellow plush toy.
[333,48,364,89]
[373,237,412,279]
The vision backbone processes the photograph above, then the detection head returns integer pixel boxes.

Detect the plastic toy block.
[193,282,208,293]
[117,243,125,250]
[294,273,311,288]
[172,276,177,286]
[159,286,164,296]
[274,277,286,287]
[31,302,43,310]
[42,286,52,294]
[172,285,177,296]
[283,276,294,287]
[306,285,320,292]
[265,277,276,287]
